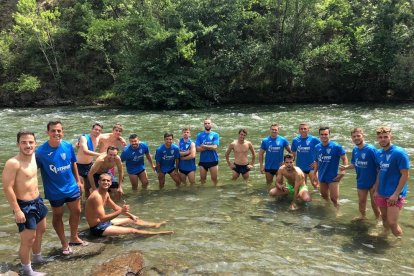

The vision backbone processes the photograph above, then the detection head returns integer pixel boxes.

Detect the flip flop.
[69,240,89,246]
[62,246,73,255]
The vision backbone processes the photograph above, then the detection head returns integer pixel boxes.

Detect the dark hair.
[284,154,294,161]
[92,122,104,129]
[238,128,247,135]
[106,146,119,153]
[17,131,36,143]
[164,132,173,139]
[129,134,138,140]
[319,126,330,134]
[47,120,62,131]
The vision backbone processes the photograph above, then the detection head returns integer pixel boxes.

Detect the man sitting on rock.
[85,173,174,237]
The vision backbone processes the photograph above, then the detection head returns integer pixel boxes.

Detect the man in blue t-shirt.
[155,133,181,189]
[35,120,86,255]
[314,126,348,212]
[259,123,291,185]
[121,134,156,190]
[196,119,220,185]
[374,127,409,237]
[291,122,320,189]
[341,128,380,222]
[178,127,196,186]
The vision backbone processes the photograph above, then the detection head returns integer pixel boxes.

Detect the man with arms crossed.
[88,146,124,200]
[77,123,103,198]
[291,123,320,189]
[36,121,85,256]
[121,134,155,190]
[225,129,256,181]
[259,123,291,185]
[314,126,348,212]
[155,133,181,189]
[196,119,220,185]
[341,128,381,222]
[2,131,48,275]
[85,173,173,237]
[178,127,197,186]
[374,127,409,237]
[269,154,311,210]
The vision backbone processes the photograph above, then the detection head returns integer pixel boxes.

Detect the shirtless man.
[269,154,311,210]
[2,131,48,276]
[85,173,173,237]
[88,146,124,200]
[225,129,256,180]
[98,123,127,153]
[77,123,103,198]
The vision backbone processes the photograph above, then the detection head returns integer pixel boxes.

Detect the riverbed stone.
[92,250,144,276]
[47,242,106,260]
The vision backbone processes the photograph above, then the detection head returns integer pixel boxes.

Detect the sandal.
[69,240,89,246]
[62,246,73,255]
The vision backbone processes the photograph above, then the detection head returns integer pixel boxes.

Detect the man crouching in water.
[269,154,311,210]
[85,173,174,237]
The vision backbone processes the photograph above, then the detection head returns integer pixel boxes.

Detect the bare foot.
[154,220,168,228]
[351,216,367,222]
[289,203,298,211]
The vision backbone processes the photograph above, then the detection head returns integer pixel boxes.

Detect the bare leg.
[51,206,68,248]
[369,188,381,220]
[231,170,240,180]
[169,171,181,187]
[158,172,165,189]
[210,165,219,185]
[32,218,46,255]
[269,187,289,197]
[66,199,83,244]
[319,182,329,201]
[19,229,36,265]
[112,217,168,228]
[199,166,207,184]
[187,171,196,186]
[265,172,274,185]
[138,171,149,189]
[103,225,173,236]
[128,174,139,190]
[353,189,368,221]
[328,182,340,210]
[379,206,390,236]
[179,172,187,185]
[309,170,319,189]
[387,206,402,237]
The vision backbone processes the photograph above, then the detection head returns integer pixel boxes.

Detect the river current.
[0,104,413,275]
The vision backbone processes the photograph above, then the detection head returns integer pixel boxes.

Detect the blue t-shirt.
[195,131,220,162]
[35,141,79,200]
[260,136,289,170]
[315,141,346,183]
[155,144,180,173]
[351,143,379,189]
[178,138,196,172]
[291,135,320,172]
[120,143,150,174]
[377,145,410,197]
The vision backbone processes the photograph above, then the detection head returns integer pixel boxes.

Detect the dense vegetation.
[0,0,413,108]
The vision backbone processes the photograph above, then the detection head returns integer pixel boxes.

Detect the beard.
[205,126,211,131]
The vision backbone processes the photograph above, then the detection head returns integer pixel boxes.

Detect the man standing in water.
[76,123,103,198]
[341,128,381,222]
[2,131,48,276]
[36,121,86,255]
[121,134,156,190]
[225,129,256,181]
[178,127,197,186]
[98,123,127,153]
[196,119,220,185]
[269,154,311,210]
[374,127,409,237]
[259,123,291,185]
[88,146,124,200]
[155,133,181,189]
[85,173,173,237]
[314,126,348,212]
[291,122,320,189]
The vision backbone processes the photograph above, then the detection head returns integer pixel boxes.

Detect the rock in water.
[93,251,144,276]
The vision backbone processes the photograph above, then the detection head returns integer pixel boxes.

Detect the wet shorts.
[232,163,250,175]
[286,183,308,196]
[49,192,81,208]
[374,194,405,209]
[134,169,145,176]
[77,162,93,177]
[93,173,119,189]
[16,196,48,233]
[179,169,194,175]
[89,221,112,237]
[265,169,278,175]
[199,161,218,171]
[302,170,311,174]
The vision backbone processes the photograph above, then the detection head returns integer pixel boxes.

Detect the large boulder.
[93,250,144,276]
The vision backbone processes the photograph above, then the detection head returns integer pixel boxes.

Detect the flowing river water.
[0,104,414,275]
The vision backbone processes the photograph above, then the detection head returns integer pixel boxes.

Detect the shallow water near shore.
[0,104,414,275]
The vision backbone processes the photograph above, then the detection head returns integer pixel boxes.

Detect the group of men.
[1,118,410,275]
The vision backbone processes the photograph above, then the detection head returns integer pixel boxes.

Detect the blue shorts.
[179,169,195,175]
[134,169,145,176]
[77,162,93,177]
[16,196,48,232]
[90,221,112,237]
[93,173,119,189]
[265,169,278,175]
[199,161,218,171]
[49,192,81,208]
[233,163,250,175]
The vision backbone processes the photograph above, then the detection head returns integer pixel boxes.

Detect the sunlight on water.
[0,104,413,274]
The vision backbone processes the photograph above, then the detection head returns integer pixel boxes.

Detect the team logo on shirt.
[48,151,53,156]
[171,150,174,154]
[326,149,331,154]
[306,140,310,146]
[139,149,143,154]
[60,153,66,160]
[386,154,391,161]
[276,141,280,146]
[361,153,366,159]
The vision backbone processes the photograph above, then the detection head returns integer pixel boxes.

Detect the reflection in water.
[0,104,413,274]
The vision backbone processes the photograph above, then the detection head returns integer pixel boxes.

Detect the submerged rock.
[47,242,106,260]
[92,250,144,276]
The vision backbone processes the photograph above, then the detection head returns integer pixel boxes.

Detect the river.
[0,104,413,275]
